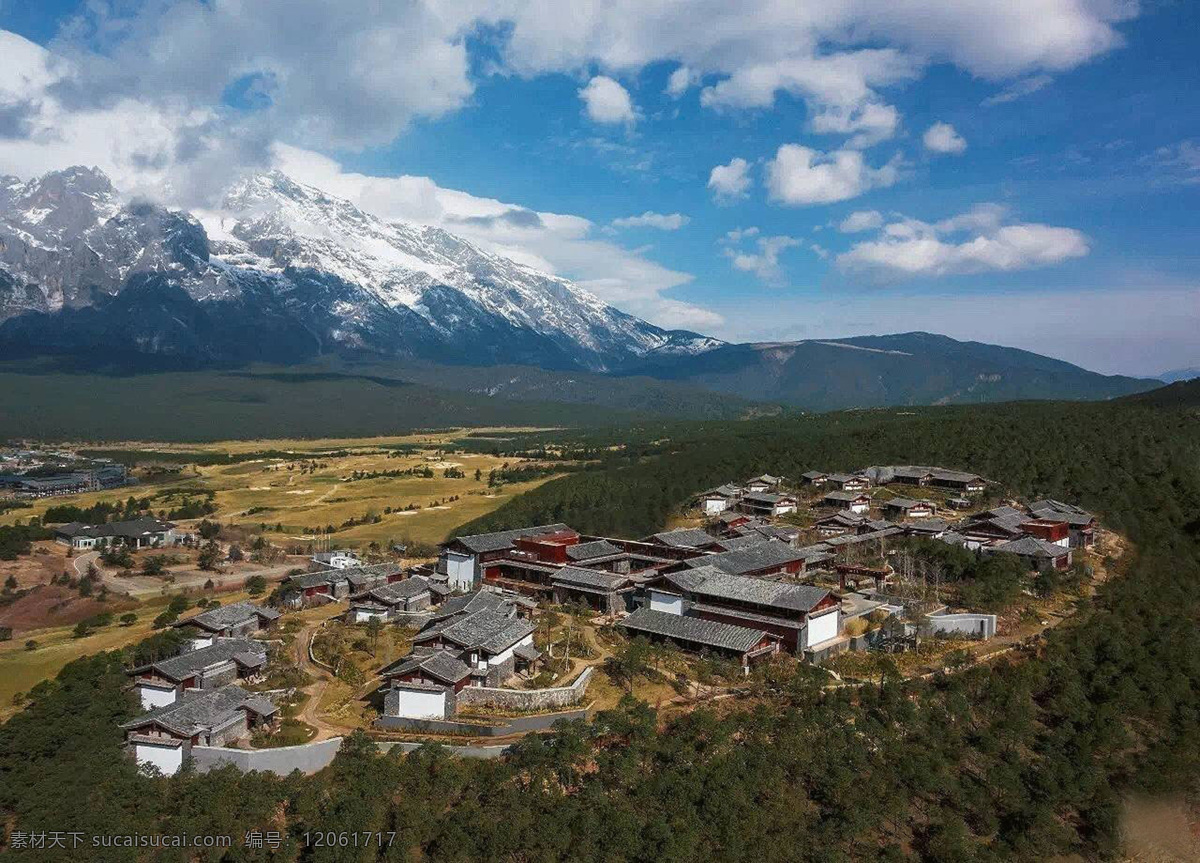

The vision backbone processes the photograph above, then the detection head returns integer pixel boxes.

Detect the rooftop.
[120,685,272,736]
[683,541,810,575]
[445,523,572,553]
[665,565,831,612]
[565,539,624,560]
[620,608,768,653]
[132,638,266,682]
[551,565,632,591]
[174,601,278,633]
[645,528,718,549]
[380,650,472,684]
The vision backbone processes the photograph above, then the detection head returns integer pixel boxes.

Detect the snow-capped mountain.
[0,166,720,369]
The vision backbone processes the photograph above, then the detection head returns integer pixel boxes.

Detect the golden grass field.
[1,428,567,548]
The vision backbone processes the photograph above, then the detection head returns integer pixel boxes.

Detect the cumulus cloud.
[578,76,636,124]
[666,65,698,97]
[611,211,690,230]
[836,203,1089,277]
[810,102,901,148]
[708,157,753,203]
[721,231,799,284]
[838,210,884,233]
[766,145,899,206]
[923,122,967,155]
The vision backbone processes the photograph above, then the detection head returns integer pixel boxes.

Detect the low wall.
[375,707,589,737]
[377,741,509,760]
[456,667,594,711]
[191,737,343,776]
[926,613,997,640]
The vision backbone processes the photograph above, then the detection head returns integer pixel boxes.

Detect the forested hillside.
[2,396,1199,861]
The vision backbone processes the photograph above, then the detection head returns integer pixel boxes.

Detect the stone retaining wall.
[191,737,343,776]
[375,707,589,737]
[456,667,594,711]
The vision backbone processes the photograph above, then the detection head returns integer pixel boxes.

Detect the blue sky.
[1,0,1197,375]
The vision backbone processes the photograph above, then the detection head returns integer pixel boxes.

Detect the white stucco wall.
[135,742,184,776]
[352,608,389,623]
[806,610,839,647]
[649,590,684,615]
[392,688,447,719]
[190,635,214,650]
[849,501,869,514]
[444,552,477,591]
[487,632,535,668]
[137,684,178,711]
[774,503,797,515]
[703,498,728,514]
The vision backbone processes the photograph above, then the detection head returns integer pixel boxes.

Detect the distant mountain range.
[0,166,1159,417]
[1157,367,1200,384]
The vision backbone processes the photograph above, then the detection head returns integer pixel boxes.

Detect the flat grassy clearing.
[1,428,573,548]
[0,588,260,717]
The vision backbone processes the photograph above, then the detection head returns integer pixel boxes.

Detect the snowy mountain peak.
[0,165,722,371]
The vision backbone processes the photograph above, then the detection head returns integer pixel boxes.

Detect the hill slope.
[621,331,1156,409]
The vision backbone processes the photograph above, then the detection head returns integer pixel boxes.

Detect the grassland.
[0,588,261,716]
[1,428,573,548]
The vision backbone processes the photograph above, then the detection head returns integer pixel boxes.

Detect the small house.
[986,536,1073,572]
[128,638,267,710]
[743,474,783,494]
[172,601,280,647]
[827,473,870,492]
[738,492,798,517]
[697,484,742,515]
[823,491,871,514]
[800,471,829,486]
[883,497,936,519]
[551,566,635,614]
[619,608,779,670]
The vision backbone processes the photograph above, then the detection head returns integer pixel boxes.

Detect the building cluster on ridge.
[115,463,1099,773]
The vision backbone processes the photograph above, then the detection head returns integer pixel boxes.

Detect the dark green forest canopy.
[2,396,1199,862]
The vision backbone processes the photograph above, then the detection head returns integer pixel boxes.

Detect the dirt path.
[290,611,365,741]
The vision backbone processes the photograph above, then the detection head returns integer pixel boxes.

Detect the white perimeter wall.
[137,684,177,711]
[393,688,447,719]
[135,742,184,776]
[807,610,839,647]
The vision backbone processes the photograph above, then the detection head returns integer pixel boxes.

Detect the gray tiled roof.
[175,601,278,633]
[566,539,624,560]
[620,608,767,653]
[342,562,403,586]
[415,609,534,654]
[666,565,830,612]
[741,491,794,505]
[380,649,472,684]
[54,516,175,540]
[134,638,266,682]
[362,577,431,604]
[646,528,718,549]
[683,541,808,575]
[428,590,511,621]
[903,518,951,534]
[289,570,347,589]
[716,534,771,551]
[885,497,933,510]
[735,523,800,543]
[445,523,572,553]
[992,536,1070,558]
[824,490,869,503]
[801,470,828,480]
[551,565,631,591]
[120,685,267,736]
[702,483,743,498]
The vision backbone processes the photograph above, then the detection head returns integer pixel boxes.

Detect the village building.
[128,638,268,710]
[959,508,1030,549]
[644,565,841,654]
[889,467,935,487]
[696,483,742,515]
[813,511,869,537]
[311,549,362,569]
[121,685,278,775]
[1020,519,1071,547]
[730,521,801,546]
[53,516,177,550]
[883,497,937,519]
[347,576,443,623]
[823,491,871,514]
[619,608,779,670]
[410,604,539,687]
[826,473,871,492]
[378,653,474,719]
[986,536,1073,572]
[737,491,799,517]
[743,474,783,494]
[800,471,829,486]
[1028,499,1097,548]
[902,518,952,539]
[551,566,636,614]
[928,469,987,493]
[172,601,280,646]
[438,523,573,591]
[673,540,815,579]
[642,528,724,552]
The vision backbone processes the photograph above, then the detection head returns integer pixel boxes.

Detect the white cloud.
[1153,140,1200,184]
[836,203,1089,277]
[923,121,967,155]
[666,65,698,97]
[838,210,884,233]
[578,76,636,124]
[708,157,753,202]
[982,74,1053,106]
[766,145,899,206]
[722,233,799,283]
[810,102,901,148]
[611,211,690,230]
